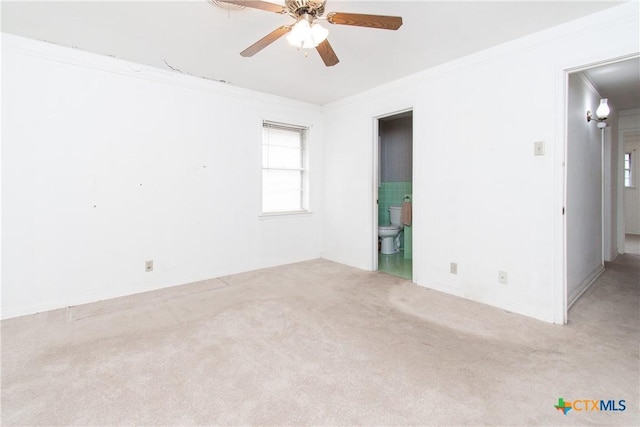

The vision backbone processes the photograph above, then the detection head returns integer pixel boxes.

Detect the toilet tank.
[389,205,402,226]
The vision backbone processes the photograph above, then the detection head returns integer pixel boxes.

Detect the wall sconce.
[587,98,610,129]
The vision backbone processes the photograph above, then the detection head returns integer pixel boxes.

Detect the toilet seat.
[378,225,401,231]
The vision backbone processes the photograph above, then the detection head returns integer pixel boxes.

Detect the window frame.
[624,151,634,188]
[261,120,310,215]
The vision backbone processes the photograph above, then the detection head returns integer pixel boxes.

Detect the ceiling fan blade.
[240,25,291,57]
[326,12,403,30]
[240,26,290,57]
[219,1,287,14]
[316,39,339,67]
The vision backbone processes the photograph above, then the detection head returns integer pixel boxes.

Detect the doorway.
[564,56,640,318]
[622,129,640,255]
[375,110,413,279]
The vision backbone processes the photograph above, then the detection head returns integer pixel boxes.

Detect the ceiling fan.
[219,0,403,67]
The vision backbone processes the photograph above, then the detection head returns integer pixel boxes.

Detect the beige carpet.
[2,255,639,426]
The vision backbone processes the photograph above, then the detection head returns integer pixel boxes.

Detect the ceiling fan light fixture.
[311,22,329,43]
[286,19,328,49]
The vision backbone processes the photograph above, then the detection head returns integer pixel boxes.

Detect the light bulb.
[286,20,328,49]
[310,23,328,45]
[286,20,310,48]
[596,98,610,120]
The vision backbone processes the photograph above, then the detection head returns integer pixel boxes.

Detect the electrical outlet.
[534,141,545,156]
[499,270,508,284]
[450,262,458,274]
[145,260,153,272]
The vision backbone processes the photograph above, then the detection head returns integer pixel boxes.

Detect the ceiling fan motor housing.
[286,0,325,18]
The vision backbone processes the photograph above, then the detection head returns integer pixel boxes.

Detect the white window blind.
[262,121,308,213]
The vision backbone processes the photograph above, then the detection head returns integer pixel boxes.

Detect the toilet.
[378,205,403,255]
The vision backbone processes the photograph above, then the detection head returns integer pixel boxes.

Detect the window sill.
[259,210,314,219]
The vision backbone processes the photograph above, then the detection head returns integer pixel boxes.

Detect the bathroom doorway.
[375,110,413,279]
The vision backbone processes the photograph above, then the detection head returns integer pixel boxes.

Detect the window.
[624,152,633,188]
[262,121,308,213]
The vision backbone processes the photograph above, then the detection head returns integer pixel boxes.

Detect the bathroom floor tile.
[378,251,412,280]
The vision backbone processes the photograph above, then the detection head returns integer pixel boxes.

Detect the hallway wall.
[566,73,609,305]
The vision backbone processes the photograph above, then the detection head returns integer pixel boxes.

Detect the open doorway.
[565,56,640,315]
[622,129,640,254]
[375,110,413,279]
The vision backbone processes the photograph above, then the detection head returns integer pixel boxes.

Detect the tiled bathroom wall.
[378,181,412,259]
[378,181,412,223]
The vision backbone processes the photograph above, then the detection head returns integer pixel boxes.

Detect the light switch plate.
[534,141,545,156]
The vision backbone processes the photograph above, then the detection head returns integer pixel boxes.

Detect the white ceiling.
[584,58,640,111]
[1,1,627,105]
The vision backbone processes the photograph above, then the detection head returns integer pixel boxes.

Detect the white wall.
[566,73,606,305]
[619,109,640,132]
[1,34,323,319]
[322,91,415,271]
[603,106,620,263]
[321,3,639,323]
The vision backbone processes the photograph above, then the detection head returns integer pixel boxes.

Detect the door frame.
[620,125,640,246]
[557,53,639,324]
[371,107,414,274]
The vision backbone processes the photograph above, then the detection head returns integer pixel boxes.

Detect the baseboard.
[605,250,620,262]
[568,265,605,309]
